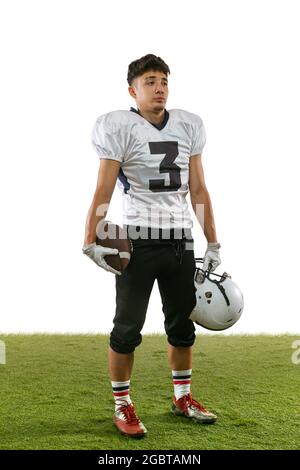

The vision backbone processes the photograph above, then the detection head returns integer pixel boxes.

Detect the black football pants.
[110,228,197,354]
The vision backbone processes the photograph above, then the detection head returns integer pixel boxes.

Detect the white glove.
[202,242,221,272]
[82,242,121,275]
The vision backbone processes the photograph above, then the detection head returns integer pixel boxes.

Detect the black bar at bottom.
[0,449,298,466]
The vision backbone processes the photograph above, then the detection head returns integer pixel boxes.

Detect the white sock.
[172,369,192,400]
[111,380,132,411]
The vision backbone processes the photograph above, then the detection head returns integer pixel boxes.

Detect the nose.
[155,83,164,94]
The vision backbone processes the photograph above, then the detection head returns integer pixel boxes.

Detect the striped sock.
[172,369,192,400]
[111,380,132,411]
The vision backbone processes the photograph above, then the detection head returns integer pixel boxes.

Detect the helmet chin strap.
[195,258,231,280]
[194,258,231,306]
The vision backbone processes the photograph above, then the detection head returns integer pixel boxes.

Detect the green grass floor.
[0,334,299,450]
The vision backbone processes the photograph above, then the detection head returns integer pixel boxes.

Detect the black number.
[149,141,181,192]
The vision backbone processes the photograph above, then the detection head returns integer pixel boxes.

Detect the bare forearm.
[191,190,218,243]
[83,193,111,245]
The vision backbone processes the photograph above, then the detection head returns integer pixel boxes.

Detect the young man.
[83,54,221,438]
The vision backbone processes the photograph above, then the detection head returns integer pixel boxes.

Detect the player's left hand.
[202,242,221,272]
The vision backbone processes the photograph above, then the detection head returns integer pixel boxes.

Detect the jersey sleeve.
[190,117,207,156]
[91,113,127,163]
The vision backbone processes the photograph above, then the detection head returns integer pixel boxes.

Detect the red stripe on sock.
[173,380,191,385]
[113,391,129,397]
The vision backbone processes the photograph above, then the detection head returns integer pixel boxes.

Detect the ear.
[128,85,136,99]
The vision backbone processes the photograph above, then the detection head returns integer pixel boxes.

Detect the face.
[128,70,169,112]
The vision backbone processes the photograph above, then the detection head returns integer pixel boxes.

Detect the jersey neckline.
[130,107,170,131]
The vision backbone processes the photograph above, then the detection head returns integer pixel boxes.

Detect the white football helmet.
[189,258,244,331]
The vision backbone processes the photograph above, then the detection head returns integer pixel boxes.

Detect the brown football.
[96,220,133,273]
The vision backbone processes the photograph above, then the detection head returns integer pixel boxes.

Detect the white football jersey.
[91,108,206,229]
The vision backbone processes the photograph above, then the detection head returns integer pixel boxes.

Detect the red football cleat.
[114,403,147,438]
[172,393,217,424]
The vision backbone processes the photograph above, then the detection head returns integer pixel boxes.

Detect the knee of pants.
[167,332,196,348]
[166,319,196,348]
[110,326,142,354]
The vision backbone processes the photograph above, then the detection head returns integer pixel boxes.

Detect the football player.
[83,54,221,437]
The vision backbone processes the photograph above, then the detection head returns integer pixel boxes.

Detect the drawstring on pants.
[173,238,186,264]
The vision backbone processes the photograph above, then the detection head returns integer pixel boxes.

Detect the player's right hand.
[82,242,121,275]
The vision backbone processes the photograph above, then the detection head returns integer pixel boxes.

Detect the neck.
[137,107,165,126]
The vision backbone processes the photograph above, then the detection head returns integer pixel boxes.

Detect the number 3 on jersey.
[148,141,181,192]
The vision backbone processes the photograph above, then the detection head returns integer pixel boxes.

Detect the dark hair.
[127,54,170,85]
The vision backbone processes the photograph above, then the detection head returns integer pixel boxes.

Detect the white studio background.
[0,0,299,334]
